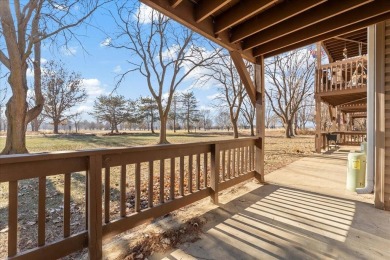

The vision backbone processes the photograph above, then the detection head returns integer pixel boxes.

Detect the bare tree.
[0,0,109,153]
[109,3,217,143]
[71,112,83,133]
[199,108,211,130]
[42,61,87,134]
[297,98,314,130]
[240,95,255,136]
[265,50,315,138]
[205,50,247,138]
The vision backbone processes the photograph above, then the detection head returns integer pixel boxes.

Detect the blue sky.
[27,2,219,119]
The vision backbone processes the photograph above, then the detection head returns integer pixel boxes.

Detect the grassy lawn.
[0,130,315,258]
[0,131,236,153]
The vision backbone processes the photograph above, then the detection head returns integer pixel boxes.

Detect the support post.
[88,155,103,260]
[255,56,265,182]
[210,144,220,204]
[315,42,322,153]
[371,22,386,208]
[315,96,322,153]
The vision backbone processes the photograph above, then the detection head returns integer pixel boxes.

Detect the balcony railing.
[0,137,260,259]
[316,56,367,94]
[321,131,366,149]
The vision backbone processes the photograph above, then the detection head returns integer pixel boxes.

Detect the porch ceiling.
[141,0,390,62]
[322,28,367,62]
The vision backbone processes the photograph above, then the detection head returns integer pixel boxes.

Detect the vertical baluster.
[232,148,236,178]
[245,146,248,173]
[120,165,127,216]
[38,177,46,246]
[170,158,175,200]
[85,172,88,230]
[188,155,193,193]
[64,173,71,237]
[240,147,244,174]
[237,148,240,176]
[148,161,153,208]
[227,149,231,179]
[104,167,110,223]
[222,150,226,181]
[203,153,208,187]
[179,156,184,196]
[159,159,164,204]
[196,154,201,190]
[253,144,256,170]
[325,68,328,92]
[344,63,347,90]
[87,155,103,259]
[135,163,141,212]
[8,181,17,257]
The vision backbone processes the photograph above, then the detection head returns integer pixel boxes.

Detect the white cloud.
[60,46,77,56]
[81,78,106,96]
[53,3,69,11]
[100,37,112,47]
[113,65,122,73]
[41,58,48,64]
[136,3,156,24]
[206,93,222,100]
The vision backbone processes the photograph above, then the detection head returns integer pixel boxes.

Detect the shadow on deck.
[151,151,389,260]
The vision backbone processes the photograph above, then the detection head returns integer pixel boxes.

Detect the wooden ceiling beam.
[262,13,386,59]
[242,0,372,51]
[229,51,256,105]
[214,0,278,34]
[230,0,327,43]
[170,0,183,8]
[195,0,232,23]
[256,3,390,57]
[140,0,255,62]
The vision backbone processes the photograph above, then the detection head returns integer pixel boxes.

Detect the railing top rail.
[320,55,367,68]
[0,137,257,165]
[321,131,367,134]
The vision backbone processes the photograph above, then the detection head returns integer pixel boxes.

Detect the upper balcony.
[316,55,367,106]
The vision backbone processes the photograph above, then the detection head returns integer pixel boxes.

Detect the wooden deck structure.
[1,1,390,259]
[314,31,368,150]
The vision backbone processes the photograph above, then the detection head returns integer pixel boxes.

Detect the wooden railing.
[316,56,367,94]
[321,131,366,148]
[0,137,260,259]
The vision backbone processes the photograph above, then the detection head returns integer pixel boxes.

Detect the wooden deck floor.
[151,150,390,260]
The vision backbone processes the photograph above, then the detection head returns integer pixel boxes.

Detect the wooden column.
[315,97,322,153]
[371,22,386,209]
[255,56,265,182]
[315,42,322,153]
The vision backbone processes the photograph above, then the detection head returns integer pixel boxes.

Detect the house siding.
[385,20,390,210]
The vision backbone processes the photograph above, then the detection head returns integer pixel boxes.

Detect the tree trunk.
[250,123,255,136]
[173,115,176,133]
[2,97,28,154]
[151,114,155,134]
[285,121,292,138]
[53,120,60,134]
[232,121,239,138]
[159,115,169,144]
[187,118,190,133]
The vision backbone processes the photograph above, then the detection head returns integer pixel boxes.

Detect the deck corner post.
[255,56,265,183]
[210,144,220,204]
[87,155,103,260]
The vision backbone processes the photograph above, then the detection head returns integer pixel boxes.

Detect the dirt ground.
[0,130,314,258]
